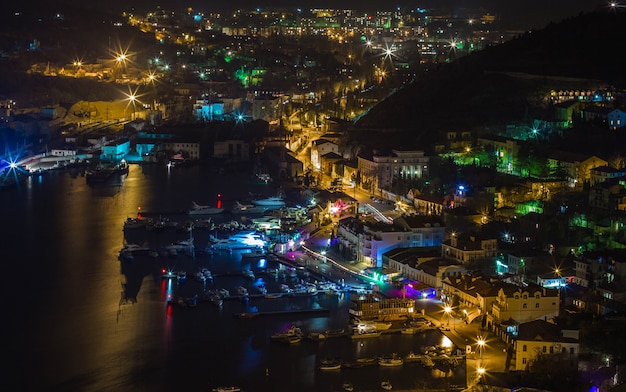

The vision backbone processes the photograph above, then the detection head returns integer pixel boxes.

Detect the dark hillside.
[354,9,626,141]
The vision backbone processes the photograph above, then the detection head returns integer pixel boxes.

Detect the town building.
[336,214,445,267]
[252,94,281,125]
[441,232,498,265]
[100,139,130,161]
[348,293,417,321]
[357,149,429,193]
[213,139,250,162]
[513,319,579,372]
[485,282,560,339]
[311,139,340,171]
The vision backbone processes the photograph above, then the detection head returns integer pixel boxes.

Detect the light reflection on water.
[3,164,466,391]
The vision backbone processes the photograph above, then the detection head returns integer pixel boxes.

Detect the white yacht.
[251,195,285,208]
[231,201,268,214]
[188,201,224,215]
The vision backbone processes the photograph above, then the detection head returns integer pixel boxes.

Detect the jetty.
[233,308,330,318]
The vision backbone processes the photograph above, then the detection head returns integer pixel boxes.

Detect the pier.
[233,308,330,318]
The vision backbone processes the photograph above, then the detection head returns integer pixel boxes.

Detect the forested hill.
[353,9,626,141]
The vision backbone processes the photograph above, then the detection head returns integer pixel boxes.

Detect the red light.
[162,269,166,273]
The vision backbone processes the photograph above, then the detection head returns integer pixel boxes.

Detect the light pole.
[443,305,452,329]
[477,336,485,359]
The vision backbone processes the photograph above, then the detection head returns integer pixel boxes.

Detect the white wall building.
[358,150,429,192]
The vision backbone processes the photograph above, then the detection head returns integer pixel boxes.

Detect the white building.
[311,139,339,171]
[252,95,281,124]
[358,150,429,192]
[336,215,445,268]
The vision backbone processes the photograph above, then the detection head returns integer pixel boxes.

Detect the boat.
[200,267,213,281]
[318,358,342,370]
[188,201,224,215]
[86,161,128,184]
[352,319,393,331]
[235,286,248,296]
[210,295,223,307]
[218,288,230,298]
[123,217,146,230]
[210,238,258,251]
[307,332,327,341]
[404,351,422,363]
[350,330,381,339]
[231,201,268,214]
[419,355,435,368]
[342,383,354,391]
[264,293,282,299]
[212,387,241,392]
[161,269,177,279]
[163,236,195,253]
[119,243,148,261]
[251,195,286,208]
[281,335,302,344]
[240,247,267,259]
[343,356,377,368]
[237,312,259,319]
[351,323,383,337]
[378,354,403,367]
[242,269,255,279]
[194,271,207,282]
[290,284,318,297]
[271,324,303,342]
[324,328,347,338]
[380,380,393,390]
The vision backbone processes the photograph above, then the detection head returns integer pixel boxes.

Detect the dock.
[233,308,330,318]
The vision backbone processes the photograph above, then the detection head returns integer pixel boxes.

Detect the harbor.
[4,164,470,392]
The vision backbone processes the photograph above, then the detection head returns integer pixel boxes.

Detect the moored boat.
[350,330,381,339]
[318,358,342,370]
[271,324,303,342]
[241,247,267,259]
[352,318,393,331]
[210,295,223,307]
[231,201,269,214]
[188,201,224,215]
[380,380,393,390]
[378,354,403,367]
[211,387,241,392]
[251,195,286,208]
[404,351,422,363]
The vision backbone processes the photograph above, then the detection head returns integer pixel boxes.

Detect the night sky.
[17,0,605,29]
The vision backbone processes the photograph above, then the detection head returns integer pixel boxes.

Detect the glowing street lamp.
[122,86,143,120]
[477,336,485,358]
[443,305,452,328]
[476,365,486,382]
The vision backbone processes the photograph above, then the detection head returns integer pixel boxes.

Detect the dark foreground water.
[3,164,465,392]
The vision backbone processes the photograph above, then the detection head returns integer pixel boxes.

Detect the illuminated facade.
[358,150,429,192]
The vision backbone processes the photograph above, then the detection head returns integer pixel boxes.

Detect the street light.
[476,365,486,383]
[476,336,485,358]
[443,305,452,329]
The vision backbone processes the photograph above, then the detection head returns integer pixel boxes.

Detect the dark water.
[3,164,465,392]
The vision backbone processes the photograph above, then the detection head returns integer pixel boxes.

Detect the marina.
[5,164,468,392]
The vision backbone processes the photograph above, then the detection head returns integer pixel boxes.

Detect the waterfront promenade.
[290,219,510,391]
